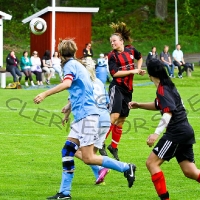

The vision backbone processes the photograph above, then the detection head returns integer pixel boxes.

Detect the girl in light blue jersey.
[34,39,136,200]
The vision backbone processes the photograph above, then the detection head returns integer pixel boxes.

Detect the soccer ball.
[29,17,47,35]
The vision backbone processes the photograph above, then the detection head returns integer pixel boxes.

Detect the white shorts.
[94,126,110,149]
[68,115,99,148]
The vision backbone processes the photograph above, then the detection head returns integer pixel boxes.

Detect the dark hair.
[147,59,175,89]
[43,50,51,59]
[110,22,133,43]
[23,51,28,56]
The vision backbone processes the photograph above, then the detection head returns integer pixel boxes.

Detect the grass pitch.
[0,67,200,200]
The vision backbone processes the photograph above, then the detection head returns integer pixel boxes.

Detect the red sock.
[111,125,122,148]
[197,174,200,183]
[106,123,114,139]
[152,171,168,197]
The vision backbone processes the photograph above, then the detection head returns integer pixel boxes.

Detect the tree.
[155,0,168,20]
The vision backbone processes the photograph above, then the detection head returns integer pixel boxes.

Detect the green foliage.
[1,0,200,62]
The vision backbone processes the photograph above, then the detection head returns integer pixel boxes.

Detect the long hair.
[110,22,133,43]
[81,58,96,82]
[43,50,51,59]
[147,59,175,89]
[58,38,78,67]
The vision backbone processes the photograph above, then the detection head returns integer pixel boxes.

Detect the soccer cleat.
[95,168,109,184]
[107,144,119,160]
[46,192,71,199]
[124,163,136,188]
[159,191,169,200]
[190,63,194,71]
[46,79,50,85]
[178,75,183,79]
[99,144,108,156]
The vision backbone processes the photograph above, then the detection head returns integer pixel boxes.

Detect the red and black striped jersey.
[108,45,142,92]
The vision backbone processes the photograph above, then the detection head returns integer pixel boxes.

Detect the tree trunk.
[155,0,168,20]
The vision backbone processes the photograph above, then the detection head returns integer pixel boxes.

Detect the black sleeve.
[83,49,93,57]
[133,47,142,60]
[6,56,15,65]
[83,48,87,57]
[90,49,93,57]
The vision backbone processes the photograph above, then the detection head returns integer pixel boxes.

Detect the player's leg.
[79,115,136,188]
[177,144,200,182]
[47,119,82,199]
[75,147,108,185]
[107,89,131,161]
[80,144,136,188]
[146,138,178,200]
[94,126,110,184]
[107,116,125,161]
[146,152,169,200]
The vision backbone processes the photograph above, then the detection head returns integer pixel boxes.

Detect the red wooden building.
[22,7,99,58]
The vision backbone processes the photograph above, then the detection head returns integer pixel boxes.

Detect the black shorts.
[108,85,132,117]
[153,137,195,163]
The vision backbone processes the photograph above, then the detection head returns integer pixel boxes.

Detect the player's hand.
[139,70,146,76]
[147,133,159,147]
[62,111,71,126]
[34,92,47,104]
[61,103,71,113]
[128,101,139,109]
[132,69,141,74]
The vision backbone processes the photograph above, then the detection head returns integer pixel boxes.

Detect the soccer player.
[34,39,137,199]
[62,57,111,185]
[99,22,145,160]
[129,58,200,200]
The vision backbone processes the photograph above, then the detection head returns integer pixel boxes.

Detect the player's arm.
[113,69,141,77]
[147,112,172,147]
[129,102,157,110]
[34,79,72,104]
[108,55,141,77]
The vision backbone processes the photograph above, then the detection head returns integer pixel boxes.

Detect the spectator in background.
[160,45,175,78]
[42,50,55,85]
[83,43,93,59]
[31,51,43,86]
[6,50,22,83]
[146,46,158,66]
[172,44,194,78]
[20,51,35,86]
[52,51,63,82]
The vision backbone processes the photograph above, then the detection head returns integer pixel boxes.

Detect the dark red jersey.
[108,45,142,92]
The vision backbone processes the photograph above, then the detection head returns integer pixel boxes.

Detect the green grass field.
[1,66,200,200]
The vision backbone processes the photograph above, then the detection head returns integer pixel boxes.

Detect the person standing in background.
[146,46,158,66]
[83,43,93,59]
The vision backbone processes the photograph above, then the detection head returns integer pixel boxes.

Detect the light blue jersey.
[63,58,99,122]
[93,78,111,127]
